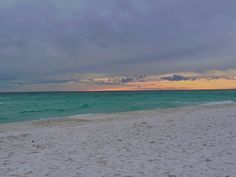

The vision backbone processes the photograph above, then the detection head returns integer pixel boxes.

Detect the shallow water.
[0,90,236,123]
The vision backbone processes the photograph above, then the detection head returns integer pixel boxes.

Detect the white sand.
[0,105,236,177]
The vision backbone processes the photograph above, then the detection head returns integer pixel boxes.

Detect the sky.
[0,0,236,91]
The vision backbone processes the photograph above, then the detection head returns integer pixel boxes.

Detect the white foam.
[66,113,95,119]
[201,100,235,106]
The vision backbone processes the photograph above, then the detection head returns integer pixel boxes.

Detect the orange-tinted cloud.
[80,70,236,91]
[3,70,236,92]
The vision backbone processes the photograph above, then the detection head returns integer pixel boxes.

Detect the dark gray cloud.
[0,0,236,89]
[161,74,236,81]
[82,76,135,86]
[161,75,191,81]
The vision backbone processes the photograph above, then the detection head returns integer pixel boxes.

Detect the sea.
[0,90,236,123]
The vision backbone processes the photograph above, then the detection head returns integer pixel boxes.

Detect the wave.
[65,113,95,118]
[0,102,3,105]
[19,108,65,114]
[80,104,89,108]
[201,100,235,106]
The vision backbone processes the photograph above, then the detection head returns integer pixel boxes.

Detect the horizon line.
[1,88,236,94]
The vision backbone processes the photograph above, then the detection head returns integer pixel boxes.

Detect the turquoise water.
[0,90,236,123]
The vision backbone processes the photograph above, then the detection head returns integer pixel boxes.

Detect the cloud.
[161,75,191,81]
[1,70,236,92]
[0,0,236,91]
[160,71,236,81]
[81,76,135,85]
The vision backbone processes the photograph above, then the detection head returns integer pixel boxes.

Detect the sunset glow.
[0,1,236,92]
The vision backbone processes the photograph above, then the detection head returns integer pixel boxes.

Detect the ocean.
[0,90,236,123]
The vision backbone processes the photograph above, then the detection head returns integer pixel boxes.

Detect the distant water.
[0,90,236,123]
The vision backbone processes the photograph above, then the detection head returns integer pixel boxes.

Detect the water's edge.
[1,101,236,126]
[1,90,236,124]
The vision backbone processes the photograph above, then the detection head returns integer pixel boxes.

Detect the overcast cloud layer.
[0,0,236,90]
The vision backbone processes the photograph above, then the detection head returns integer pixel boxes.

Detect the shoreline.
[1,104,236,177]
[0,102,235,127]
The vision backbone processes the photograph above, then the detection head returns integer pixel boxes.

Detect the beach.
[0,104,236,177]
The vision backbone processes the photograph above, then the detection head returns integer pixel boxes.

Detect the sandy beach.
[0,104,236,177]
